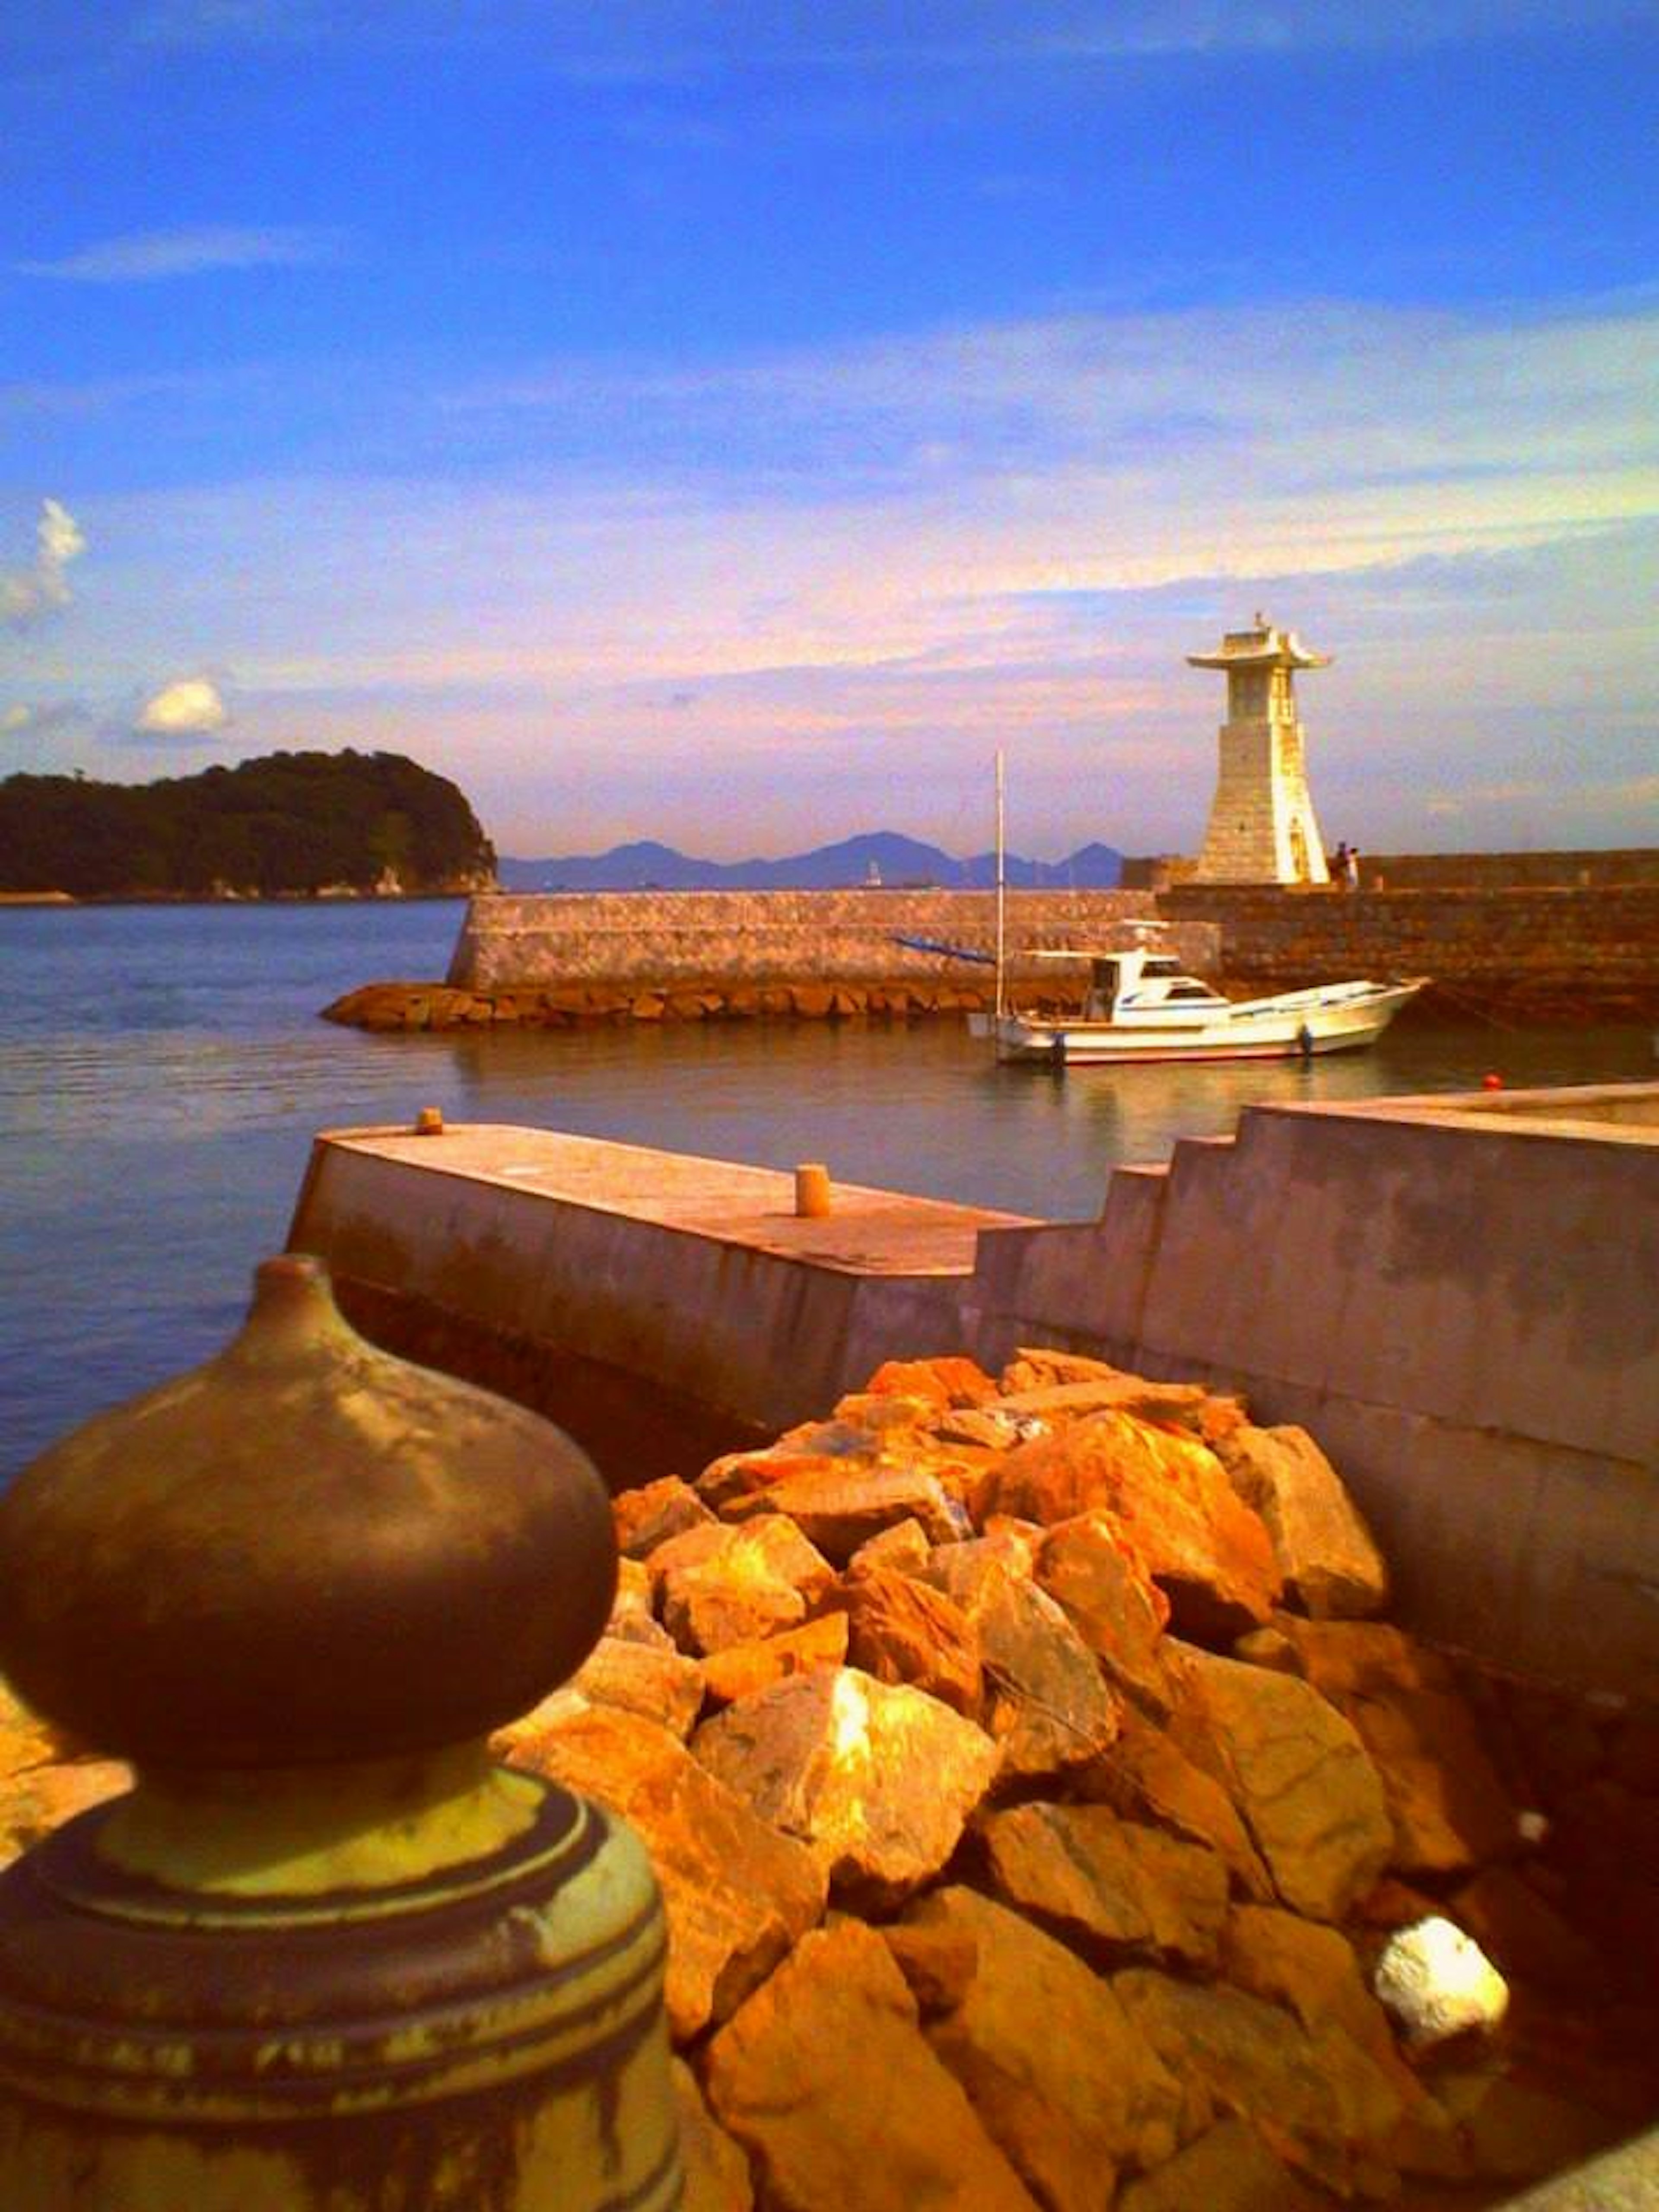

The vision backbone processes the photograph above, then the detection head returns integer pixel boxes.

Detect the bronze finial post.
[0,1254,681,2210]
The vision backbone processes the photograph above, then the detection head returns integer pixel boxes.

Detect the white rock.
[1373,1916,1508,2050]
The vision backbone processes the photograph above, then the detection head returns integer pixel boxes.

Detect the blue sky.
[3,1,1656,859]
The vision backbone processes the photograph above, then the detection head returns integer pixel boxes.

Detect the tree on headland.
[0,750,496,898]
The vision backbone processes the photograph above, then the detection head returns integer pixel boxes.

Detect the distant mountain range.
[497,832,1123,893]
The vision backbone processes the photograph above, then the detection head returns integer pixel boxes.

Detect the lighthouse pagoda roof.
[1187,614,1331,671]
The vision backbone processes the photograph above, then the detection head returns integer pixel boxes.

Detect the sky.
[2,1,1656,861]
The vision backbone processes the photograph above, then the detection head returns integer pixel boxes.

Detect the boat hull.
[983,979,1426,1065]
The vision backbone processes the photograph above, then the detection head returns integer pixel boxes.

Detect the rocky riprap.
[321,978,1006,1029]
[3,1349,1655,2209]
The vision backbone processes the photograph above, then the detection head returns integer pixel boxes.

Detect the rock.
[1168,1643,1393,1922]
[920,1551,1120,1782]
[558,1634,706,1739]
[1033,1510,1171,1715]
[933,1405,1029,1453]
[0,1677,73,1780]
[845,1516,932,1577]
[1272,1620,1521,1874]
[673,2057,755,2212]
[0,1758,131,1866]
[700,1613,849,1708]
[695,1448,841,1517]
[830,1567,984,1717]
[1073,1708,1273,1901]
[1116,2119,1326,2212]
[650,1517,836,1656]
[1373,1916,1510,2051]
[910,1885,1185,2204]
[504,1703,825,2042]
[692,1668,999,1909]
[607,1555,665,1643]
[1219,1904,1465,2175]
[1217,1423,1390,1619]
[728,1465,964,1561]
[613,1475,716,1559]
[996,1373,1215,1437]
[982,1411,1281,1642]
[881,1918,980,2016]
[979,1800,1230,1969]
[865,1356,1001,1409]
[702,1919,1041,2212]
[1113,1967,1404,2198]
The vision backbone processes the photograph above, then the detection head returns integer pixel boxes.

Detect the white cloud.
[0,499,87,625]
[15,225,348,283]
[135,676,232,735]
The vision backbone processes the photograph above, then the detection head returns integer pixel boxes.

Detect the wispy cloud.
[15,224,349,283]
[127,0,1648,68]
[1,499,87,626]
[1,699,92,738]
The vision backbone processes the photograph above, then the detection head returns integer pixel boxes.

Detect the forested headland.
[0,750,496,899]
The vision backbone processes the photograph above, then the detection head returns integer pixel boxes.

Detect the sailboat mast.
[994,749,1006,1025]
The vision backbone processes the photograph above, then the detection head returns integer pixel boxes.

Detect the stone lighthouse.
[1189,615,1331,884]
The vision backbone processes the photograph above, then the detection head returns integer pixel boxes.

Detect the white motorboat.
[972,944,1427,1065]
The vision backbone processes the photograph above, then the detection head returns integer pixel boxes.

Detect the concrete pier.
[288,1125,1032,1446]
[289,1086,1659,1700]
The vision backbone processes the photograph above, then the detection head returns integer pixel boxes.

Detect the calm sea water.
[3,899,1653,1478]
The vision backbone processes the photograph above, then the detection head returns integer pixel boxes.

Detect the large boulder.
[1270,1619,1521,1874]
[511,1634,707,1740]
[1073,1708,1273,1902]
[613,1474,716,1560]
[1033,1510,1171,1716]
[830,1567,984,1717]
[673,2058,754,2212]
[978,1799,1230,1970]
[692,1667,999,1909]
[701,1919,1041,2212]
[981,1411,1281,1641]
[649,1517,836,1656]
[1167,1643,1393,1922]
[918,1549,1120,1781]
[503,1703,825,2042]
[1113,1967,1408,2198]
[865,1355,1001,1409]
[1116,2119,1326,2212]
[907,1885,1185,2208]
[1219,1904,1465,2175]
[1217,1423,1389,1619]
[725,1465,964,1560]
[700,1613,849,1709]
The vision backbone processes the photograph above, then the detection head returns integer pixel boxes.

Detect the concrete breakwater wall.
[447,889,1216,992]
[321,890,1220,1030]
[1163,882,1659,1019]
[1360,849,1659,891]
[322,879,1659,1029]
[289,1084,1659,1700]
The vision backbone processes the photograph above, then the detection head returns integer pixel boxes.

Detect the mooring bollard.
[0,1254,682,2211]
[794,1161,832,1218]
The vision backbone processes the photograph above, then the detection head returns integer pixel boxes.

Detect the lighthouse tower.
[1189,616,1331,884]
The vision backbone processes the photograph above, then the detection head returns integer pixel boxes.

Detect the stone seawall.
[317,890,1221,1033]
[446,889,1211,991]
[1162,883,1659,1020]
[323,879,1659,1031]
[1362,849,1659,890]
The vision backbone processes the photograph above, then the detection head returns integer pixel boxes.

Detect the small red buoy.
[1482,1072,1503,1091]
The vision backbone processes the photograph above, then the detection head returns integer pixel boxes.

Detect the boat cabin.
[1030,945,1229,1023]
